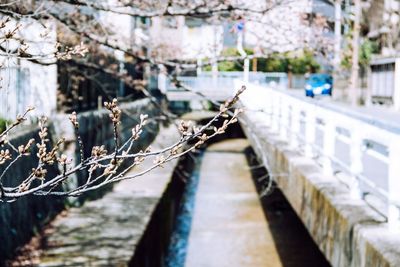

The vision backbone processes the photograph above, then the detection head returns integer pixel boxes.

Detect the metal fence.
[198,71,288,88]
[370,60,395,105]
[238,80,400,228]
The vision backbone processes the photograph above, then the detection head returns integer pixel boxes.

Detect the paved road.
[286,88,400,132]
[185,138,330,267]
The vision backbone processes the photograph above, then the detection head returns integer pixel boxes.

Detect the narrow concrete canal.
[11,128,332,267]
[184,138,331,267]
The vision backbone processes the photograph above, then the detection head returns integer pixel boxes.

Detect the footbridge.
[164,72,287,102]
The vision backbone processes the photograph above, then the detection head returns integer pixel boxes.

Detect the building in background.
[149,16,224,61]
[0,18,57,120]
[366,0,400,56]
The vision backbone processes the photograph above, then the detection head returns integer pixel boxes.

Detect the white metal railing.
[163,72,288,101]
[171,76,234,94]
[237,80,400,229]
[165,76,233,101]
[198,71,288,88]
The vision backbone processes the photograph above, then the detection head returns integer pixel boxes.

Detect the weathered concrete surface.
[36,125,180,266]
[1,99,159,265]
[185,139,330,267]
[239,111,400,267]
[186,139,274,267]
[180,111,218,121]
[53,99,160,200]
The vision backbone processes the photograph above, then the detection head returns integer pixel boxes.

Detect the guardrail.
[169,76,234,94]
[237,80,400,229]
[198,71,287,88]
[165,76,234,101]
[163,72,288,101]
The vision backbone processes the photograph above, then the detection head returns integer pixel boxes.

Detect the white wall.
[181,24,223,60]
[150,16,224,60]
[0,19,57,120]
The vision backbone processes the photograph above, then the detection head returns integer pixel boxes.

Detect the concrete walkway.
[36,126,181,266]
[185,138,330,267]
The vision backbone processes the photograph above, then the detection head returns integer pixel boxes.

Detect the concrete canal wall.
[36,126,183,266]
[0,99,159,264]
[240,111,400,267]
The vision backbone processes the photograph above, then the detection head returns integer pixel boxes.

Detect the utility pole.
[349,0,361,106]
[237,30,249,82]
[212,24,219,80]
[235,18,249,82]
[333,0,342,80]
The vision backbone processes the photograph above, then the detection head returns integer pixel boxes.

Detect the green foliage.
[341,35,379,70]
[340,32,353,70]
[257,54,288,72]
[217,60,239,71]
[257,50,320,74]
[221,47,239,56]
[288,51,320,74]
[204,48,254,72]
[359,39,379,67]
[203,65,212,71]
[204,48,320,74]
[0,118,8,133]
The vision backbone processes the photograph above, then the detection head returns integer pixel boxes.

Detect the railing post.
[388,139,400,231]
[290,103,301,149]
[212,60,218,80]
[253,86,267,126]
[349,129,363,199]
[267,91,274,129]
[304,106,316,157]
[270,92,279,133]
[244,58,249,82]
[157,64,167,94]
[275,94,282,134]
[280,98,289,140]
[322,119,335,175]
[197,58,202,76]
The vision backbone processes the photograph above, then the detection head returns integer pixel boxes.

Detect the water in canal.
[164,151,203,267]
[164,138,331,267]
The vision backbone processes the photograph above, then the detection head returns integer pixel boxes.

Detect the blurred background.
[1,1,400,266]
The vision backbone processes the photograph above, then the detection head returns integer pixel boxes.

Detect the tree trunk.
[333,0,342,95]
[252,57,257,72]
[350,0,361,106]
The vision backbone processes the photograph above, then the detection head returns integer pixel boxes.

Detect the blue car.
[304,74,333,97]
